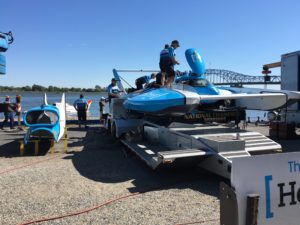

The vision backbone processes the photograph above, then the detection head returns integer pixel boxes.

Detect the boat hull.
[23,93,66,144]
[123,87,200,116]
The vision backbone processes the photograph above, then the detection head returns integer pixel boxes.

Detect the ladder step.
[121,140,161,169]
[241,136,267,140]
[220,151,250,157]
[245,139,271,143]
[245,142,280,147]
[246,145,281,151]
[158,149,209,159]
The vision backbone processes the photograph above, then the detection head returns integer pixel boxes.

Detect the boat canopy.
[176,74,211,87]
[25,110,59,125]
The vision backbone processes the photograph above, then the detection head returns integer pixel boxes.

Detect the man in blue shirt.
[107,78,121,102]
[135,73,156,90]
[159,40,180,87]
[0,96,15,130]
[73,94,88,128]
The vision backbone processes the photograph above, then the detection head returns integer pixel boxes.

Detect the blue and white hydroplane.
[116,49,300,116]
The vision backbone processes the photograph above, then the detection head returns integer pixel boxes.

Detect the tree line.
[0,84,107,92]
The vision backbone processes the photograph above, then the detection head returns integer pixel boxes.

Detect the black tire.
[111,121,117,139]
[107,119,111,134]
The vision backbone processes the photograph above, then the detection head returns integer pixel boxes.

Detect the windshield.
[25,110,58,125]
[189,78,209,87]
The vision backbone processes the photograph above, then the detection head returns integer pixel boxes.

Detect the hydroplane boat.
[23,93,66,144]
[121,48,300,115]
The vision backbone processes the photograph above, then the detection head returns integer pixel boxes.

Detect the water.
[0,85,281,121]
[0,92,107,119]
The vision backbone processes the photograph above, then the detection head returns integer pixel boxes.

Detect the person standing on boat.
[158,44,169,86]
[73,94,88,129]
[107,78,121,103]
[159,40,180,87]
[0,96,15,130]
[135,73,156,90]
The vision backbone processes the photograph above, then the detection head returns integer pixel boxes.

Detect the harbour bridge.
[205,69,281,86]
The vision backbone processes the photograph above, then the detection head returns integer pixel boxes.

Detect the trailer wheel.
[107,119,111,134]
[111,122,117,139]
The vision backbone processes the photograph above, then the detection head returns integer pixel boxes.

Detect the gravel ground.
[0,124,222,225]
[1,122,299,225]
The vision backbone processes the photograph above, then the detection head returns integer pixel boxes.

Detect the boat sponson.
[124,87,199,114]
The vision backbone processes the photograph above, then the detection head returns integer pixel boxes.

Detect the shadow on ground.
[0,130,54,157]
[66,126,226,196]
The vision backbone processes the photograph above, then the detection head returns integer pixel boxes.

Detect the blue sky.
[1,0,300,88]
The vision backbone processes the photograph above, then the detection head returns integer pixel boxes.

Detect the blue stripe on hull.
[124,88,185,112]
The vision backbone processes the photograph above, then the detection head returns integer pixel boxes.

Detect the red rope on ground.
[18,192,141,225]
[19,188,219,225]
[12,164,218,225]
[0,155,60,176]
[175,218,219,225]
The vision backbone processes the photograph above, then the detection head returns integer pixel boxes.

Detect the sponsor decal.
[183,110,245,123]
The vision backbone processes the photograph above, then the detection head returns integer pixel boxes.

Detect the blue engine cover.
[0,54,6,74]
[0,34,9,52]
[185,48,205,75]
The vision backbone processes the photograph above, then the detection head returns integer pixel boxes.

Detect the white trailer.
[105,98,281,179]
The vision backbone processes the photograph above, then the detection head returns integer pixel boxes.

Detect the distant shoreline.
[0,91,107,97]
[0,84,107,93]
[0,91,106,93]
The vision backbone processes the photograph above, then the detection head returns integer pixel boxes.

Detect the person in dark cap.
[107,78,121,103]
[135,73,156,90]
[159,40,180,87]
[0,95,15,130]
[73,94,88,128]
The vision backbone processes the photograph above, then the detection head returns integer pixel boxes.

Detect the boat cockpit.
[25,110,59,125]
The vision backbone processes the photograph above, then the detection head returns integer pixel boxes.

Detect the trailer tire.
[111,122,117,139]
[107,119,111,134]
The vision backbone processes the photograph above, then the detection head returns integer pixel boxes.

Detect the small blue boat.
[23,93,66,144]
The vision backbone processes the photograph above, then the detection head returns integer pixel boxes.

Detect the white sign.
[231,152,300,225]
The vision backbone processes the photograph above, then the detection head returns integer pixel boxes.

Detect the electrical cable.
[18,186,218,225]
[174,218,219,225]
[0,155,60,176]
[18,192,141,225]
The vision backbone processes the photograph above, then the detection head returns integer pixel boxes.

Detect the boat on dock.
[23,93,66,144]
